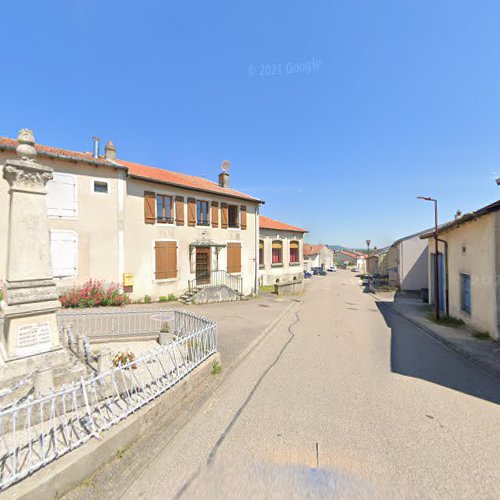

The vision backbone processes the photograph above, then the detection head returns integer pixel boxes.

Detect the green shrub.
[167,293,177,301]
[211,361,222,375]
[144,295,152,304]
[159,294,177,302]
[159,295,168,302]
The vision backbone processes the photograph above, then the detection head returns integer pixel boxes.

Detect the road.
[116,271,500,498]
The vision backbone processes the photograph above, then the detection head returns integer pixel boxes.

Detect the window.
[259,240,265,268]
[227,242,242,273]
[461,273,471,314]
[228,205,239,228]
[155,241,177,279]
[47,173,77,218]
[50,230,78,278]
[290,241,300,264]
[93,180,108,194]
[197,200,210,225]
[157,194,174,223]
[272,241,283,265]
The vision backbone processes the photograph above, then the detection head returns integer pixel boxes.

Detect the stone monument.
[0,129,62,367]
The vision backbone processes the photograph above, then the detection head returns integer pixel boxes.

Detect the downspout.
[254,204,260,295]
[436,237,449,316]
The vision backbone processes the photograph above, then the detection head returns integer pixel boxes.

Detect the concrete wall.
[427,213,498,338]
[319,247,335,269]
[0,151,121,289]
[399,235,428,291]
[303,254,319,272]
[258,228,304,286]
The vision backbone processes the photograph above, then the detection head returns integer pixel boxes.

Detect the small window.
[93,181,108,194]
[228,205,239,228]
[157,195,174,223]
[461,273,471,314]
[290,241,300,264]
[272,241,283,265]
[197,200,210,225]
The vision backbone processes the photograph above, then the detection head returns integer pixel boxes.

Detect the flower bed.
[59,279,129,308]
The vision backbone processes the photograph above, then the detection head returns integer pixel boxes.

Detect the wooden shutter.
[144,191,156,224]
[188,198,196,227]
[175,196,185,226]
[227,242,241,274]
[221,203,228,229]
[240,205,247,230]
[155,241,177,279]
[211,202,219,228]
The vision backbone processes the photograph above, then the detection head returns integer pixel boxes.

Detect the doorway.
[196,247,211,284]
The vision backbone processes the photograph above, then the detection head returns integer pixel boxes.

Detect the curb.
[375,298,500,383]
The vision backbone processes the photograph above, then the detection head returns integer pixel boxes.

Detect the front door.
[196,247,211,284]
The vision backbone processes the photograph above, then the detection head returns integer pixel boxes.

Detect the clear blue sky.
[2,0,500,248]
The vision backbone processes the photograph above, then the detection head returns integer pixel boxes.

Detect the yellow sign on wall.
[123,273,134,287]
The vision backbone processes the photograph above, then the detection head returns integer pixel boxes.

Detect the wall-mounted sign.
[17,321,52,357]
[123,273,134,287]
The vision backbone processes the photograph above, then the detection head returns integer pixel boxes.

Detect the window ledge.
[197,222,210,227]
[289,262,301,266]
[271,263,284,268]
[259,265,265,269]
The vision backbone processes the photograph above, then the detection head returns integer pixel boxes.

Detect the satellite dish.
[221,160,230,172]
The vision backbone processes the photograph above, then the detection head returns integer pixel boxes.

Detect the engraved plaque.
[16,321,52,356]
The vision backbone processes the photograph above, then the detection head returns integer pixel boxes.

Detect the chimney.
[92,137,100,158]
[218,160,230,188]
[105,140,117,161]
[455,210,462,219]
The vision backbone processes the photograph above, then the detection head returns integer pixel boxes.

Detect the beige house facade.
[421,200,500,339]
[258,216,306,286]
[303,245,335,272]
[0,136,262,300]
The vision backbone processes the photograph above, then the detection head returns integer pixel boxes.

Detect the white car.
[327,266,337,272]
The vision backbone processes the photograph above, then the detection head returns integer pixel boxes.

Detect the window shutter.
[221,203,228,229]
[211,202,219,228]
[175,196,185,226]
[227,242,242,274]
[50,231,78,277]
[240,206,247,230]
[155,241,178,279]
[47,173,78,218]
[188,198,196,227]
[144,191,156,224]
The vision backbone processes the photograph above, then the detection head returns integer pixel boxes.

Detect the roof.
[393,227,433,246]
[0,136,261,203]
[259,215,307,233]
[337,250,363,259]
[303,244,324,256]
[420,199,500,239]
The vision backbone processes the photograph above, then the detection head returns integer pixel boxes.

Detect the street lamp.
[417,196,440,320]
[365,239,371,273]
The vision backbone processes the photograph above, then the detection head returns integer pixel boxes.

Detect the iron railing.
[0,310,216,491]
[188,270,243,295]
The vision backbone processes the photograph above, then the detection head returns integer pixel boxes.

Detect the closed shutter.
[227,242,242,274]
[240,206,247,230]
[47,173,78,218]
[175,196,185,226]
[155,241,177,279]
[221,203,228,229]
[50,231,78,277]
[188,198,196,226]
[144,191,156,224]
[211,202,219,228]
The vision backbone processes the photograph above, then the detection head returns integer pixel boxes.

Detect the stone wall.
[274,279,304,296]
[192,285,241,304]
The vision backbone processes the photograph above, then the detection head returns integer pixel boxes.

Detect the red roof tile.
[0,137,261,203]
[259,215,307,233]
[303,244,324,256]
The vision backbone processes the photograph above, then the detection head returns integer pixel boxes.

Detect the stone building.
[0,135,263,300]
[258,216,307,286]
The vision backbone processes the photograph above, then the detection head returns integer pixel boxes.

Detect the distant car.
[362,274,373,286]
[327,266,337,272]
[303,271,312,279]
[351,267,359,273]
[313,268,327,276]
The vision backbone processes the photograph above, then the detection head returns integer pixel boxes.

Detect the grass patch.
[427,314,465,327]
[259,285,275,294]
[472,331,490,340]
[211,361,222,375]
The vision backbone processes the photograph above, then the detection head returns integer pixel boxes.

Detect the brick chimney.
[218,171,229,188]
[105,140,117,161]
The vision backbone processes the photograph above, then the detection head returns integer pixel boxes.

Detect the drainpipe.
[254,204,260,295]
[437,237,449,316]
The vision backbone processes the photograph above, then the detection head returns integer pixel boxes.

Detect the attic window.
[94,181,108,194]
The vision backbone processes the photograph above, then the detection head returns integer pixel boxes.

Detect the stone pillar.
[1,129,61,362]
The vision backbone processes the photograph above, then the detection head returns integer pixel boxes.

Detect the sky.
[2,0,500,248]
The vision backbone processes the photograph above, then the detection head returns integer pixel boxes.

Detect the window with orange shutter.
[155,241,177,279]
[227,242,242,274]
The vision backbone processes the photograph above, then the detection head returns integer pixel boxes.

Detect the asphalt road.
[120,270,500,499]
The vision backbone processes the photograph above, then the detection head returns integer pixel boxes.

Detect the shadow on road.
[376,301,500,405]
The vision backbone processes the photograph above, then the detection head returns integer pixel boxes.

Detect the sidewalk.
[374,290,500,381]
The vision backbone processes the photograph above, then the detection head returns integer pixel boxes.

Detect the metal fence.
[0,310,216,491]
[58,308,184,340]
[188,270,243,295]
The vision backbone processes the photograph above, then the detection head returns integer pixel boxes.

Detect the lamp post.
[366,239,371,273]
[417,196,440,320]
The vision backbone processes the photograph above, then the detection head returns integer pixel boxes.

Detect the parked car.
[351,267,359,273]
[327,266,337,272]
[362,274,373,286]
[304,271,312,279]
[313,268,327,276]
